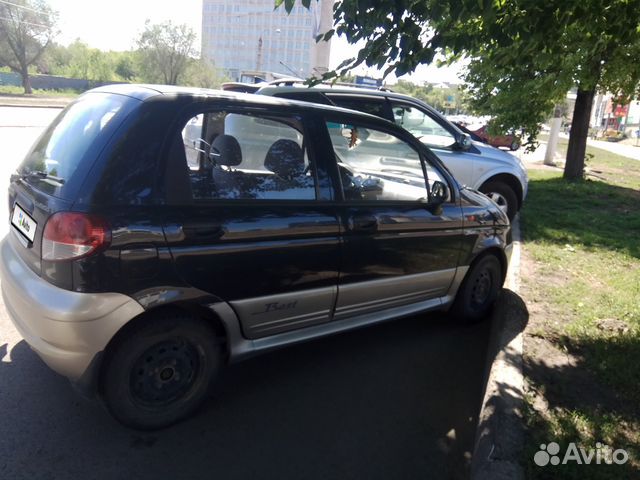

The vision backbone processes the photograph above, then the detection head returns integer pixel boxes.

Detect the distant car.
[245,81,528,220]
[467,124,521,151]
[451,122,487,143]
[1,84,511,429]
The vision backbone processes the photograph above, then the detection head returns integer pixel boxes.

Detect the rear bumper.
[0,235,144,383]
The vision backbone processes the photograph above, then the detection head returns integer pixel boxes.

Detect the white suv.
[242,82,528,220]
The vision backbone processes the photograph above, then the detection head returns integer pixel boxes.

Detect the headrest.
[264,139,305,179]
[211,134,242,167]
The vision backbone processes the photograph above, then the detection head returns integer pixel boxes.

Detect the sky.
[47,0,464,85]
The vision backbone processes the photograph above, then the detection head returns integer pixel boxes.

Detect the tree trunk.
[20,66,32,94]
[564,88,595,180]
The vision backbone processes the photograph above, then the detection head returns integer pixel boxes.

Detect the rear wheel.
[510,140,520,151]
[479,181,518,221]
[101,312,221,430]
[450,255,502,323]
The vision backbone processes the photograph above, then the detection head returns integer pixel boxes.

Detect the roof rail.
[266,77,306,86]
[265,78,393,92]
[221,82,261,93]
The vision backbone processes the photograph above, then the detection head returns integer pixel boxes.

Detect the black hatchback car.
[1,85,511,429]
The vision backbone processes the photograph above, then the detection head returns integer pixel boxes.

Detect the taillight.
[42,212,111,261]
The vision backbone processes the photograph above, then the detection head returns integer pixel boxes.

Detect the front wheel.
[450,255,503,323]
[101,312,222,430]
[479,181,518,221]
[510,140,520,151]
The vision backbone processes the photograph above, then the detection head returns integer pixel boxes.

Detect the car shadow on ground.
[0,300,525,480]
[471,289,530,479]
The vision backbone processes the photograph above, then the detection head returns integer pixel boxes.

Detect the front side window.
[391,103,455,149]
[326,121,447,202]
[180,111,316,201]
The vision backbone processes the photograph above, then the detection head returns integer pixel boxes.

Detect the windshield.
[18,93,128,198]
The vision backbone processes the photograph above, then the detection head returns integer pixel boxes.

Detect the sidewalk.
[516,141,564,170]
[0,94,73,108]
[559,133,640,161]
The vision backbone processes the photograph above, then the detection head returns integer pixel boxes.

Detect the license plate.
[11,204,37,243]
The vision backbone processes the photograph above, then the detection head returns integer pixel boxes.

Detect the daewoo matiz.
[1,85,511,429]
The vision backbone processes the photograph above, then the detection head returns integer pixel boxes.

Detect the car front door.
[162,105,341,339]
[320,114,464,320]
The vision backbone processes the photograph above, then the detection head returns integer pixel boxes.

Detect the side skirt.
[210,275,466,365]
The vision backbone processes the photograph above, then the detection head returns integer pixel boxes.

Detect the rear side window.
[179,111,318,201]
[18,94,128,198]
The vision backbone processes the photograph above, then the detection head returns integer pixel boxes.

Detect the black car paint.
[7,85,509,332]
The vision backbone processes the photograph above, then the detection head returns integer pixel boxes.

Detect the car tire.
[479,181,518,221]
[101,312,222,430]
[450,254,503,323]
[510,140,520,151]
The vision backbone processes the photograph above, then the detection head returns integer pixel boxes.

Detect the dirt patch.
[519,246,640,474]
[521,246,635,410]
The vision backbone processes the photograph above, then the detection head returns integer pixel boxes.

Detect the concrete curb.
[471,218,526,479]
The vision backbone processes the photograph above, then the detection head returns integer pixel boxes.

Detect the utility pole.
[256,36,263,72]
[544,104,563,166]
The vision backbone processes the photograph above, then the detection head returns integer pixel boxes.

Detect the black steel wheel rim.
[130,338,200,408]
[470,268,494,308]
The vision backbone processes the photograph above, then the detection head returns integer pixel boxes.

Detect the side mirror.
[361,176,383,193]
[430,181,449,205]
[455,133,472,151]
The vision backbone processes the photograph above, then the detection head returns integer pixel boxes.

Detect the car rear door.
[319,113,464,320]
[162,104,341,339]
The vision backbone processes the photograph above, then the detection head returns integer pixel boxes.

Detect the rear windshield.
[18,93,129,198]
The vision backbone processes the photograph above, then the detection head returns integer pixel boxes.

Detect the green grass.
[523,169,640,399]
[520,155,640,476]
[524,398,639,479]
[0,85,79,97]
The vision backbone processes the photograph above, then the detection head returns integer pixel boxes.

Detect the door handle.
[182,225,225,240]
[350,215,379,232]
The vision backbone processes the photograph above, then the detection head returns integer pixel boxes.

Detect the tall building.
[201,0,334,81]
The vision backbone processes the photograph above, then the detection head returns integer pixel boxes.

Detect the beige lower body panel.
[0,236,144,380]
[334,269,457,320]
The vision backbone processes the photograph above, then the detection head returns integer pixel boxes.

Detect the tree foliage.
[392,80,469,113]
[41,38,227,88]
[285,0,640,180]
[181,58,229,89]
[39,39,226,90]
[43,40,134,82]
[136,20,196,85]
[0,0,57,93]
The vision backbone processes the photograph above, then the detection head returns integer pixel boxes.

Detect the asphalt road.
[0,106,491,480]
